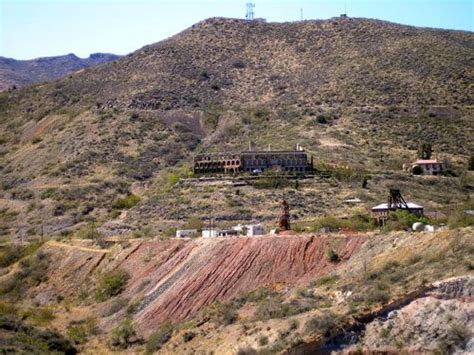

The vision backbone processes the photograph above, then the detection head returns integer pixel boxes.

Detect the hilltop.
[0,53,120,91]
[0,17,473,238]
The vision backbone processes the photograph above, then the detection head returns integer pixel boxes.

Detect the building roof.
[194,150,307,158]
[412,159,442,165]
[371,202,424,210]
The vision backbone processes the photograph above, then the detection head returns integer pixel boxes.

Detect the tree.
[412,165,423,175]
[418,143,432,159]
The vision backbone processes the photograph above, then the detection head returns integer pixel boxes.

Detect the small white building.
[217,229,240,237]
[232,224,265,236]
[176,229,198,238]
[411,159,446,175]
[202,229,219,238]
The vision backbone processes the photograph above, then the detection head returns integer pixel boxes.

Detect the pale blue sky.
[1,0,472,60]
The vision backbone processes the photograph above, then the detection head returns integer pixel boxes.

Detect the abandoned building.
[371,189,424,224]
[232,224,265,236]
[411,159,446,175]
[193,149,313,174]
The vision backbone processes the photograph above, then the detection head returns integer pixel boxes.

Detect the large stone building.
[193,149,313,174]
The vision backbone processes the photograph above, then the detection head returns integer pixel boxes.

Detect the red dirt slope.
[128,235,365,335]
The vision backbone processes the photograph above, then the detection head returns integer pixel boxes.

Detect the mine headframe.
[388,188,410,212]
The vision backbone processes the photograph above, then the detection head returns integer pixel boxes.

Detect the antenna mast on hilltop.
[246,1,255,20]
[300,8,303,21]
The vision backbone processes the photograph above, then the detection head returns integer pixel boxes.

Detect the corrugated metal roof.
[371,202,423,210]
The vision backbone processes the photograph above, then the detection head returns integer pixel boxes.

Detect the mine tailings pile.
[34,235,365,336]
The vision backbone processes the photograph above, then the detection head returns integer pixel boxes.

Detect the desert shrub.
[317,115,329,124]
[11,188,34,200]
[23,307,55,325]
[145,321,173,354]
[76,222,100,239]
[201,302,238,325]
[103,297,129,316]
[311,213,376,232]
[447,202,474,229]
[304,311,340,336]
[0,315,76,353]
[232,59,246,69]
[110,318,137,348]
[126,298,142,315]
[325,249,340,262]
[0,241,43,268]
[95,270,130,302]
[258,335,269,346]
[468,156,474,171]
[289,319,300,331]
[0,251,49,298]
[255,296,310,321]
[384,210,430,231]
[112,194,141,209]
[252,176,293,189]
[311,275,339,288]
[66,318,97,345]
[204,103,221,129]
[182,331,195,342]
[0,208,19,222]
[235,287,272,305]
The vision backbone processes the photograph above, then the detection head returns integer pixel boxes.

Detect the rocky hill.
[0,53,120,91]
[0,17,473,239]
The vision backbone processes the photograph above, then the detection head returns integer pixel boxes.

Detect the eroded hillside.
[0,228,472,353]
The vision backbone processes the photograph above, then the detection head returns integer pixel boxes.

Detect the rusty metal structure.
[278,200,291,231]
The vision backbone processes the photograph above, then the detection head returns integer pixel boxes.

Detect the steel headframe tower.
[246,1,255,20]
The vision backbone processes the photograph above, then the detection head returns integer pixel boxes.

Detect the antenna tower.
[246,1,255,20]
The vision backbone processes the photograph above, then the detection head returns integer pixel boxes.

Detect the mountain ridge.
[0,52,121,91]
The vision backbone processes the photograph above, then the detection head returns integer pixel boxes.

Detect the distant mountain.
[0,53,121,91]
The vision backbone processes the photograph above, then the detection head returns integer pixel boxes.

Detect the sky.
[1,0,472,60]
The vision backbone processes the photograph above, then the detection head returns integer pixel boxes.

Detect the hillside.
[0,53,120,91]
[0,16,473,239]
[0,229,472,353]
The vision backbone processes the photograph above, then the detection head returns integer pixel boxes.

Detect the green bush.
[182,331,195,343]
[258,335,269,346]
[0,241,44,268]
[95,270,130,302]
[110,318,137,348]
[325,249,340,262]
[468,155,474,171]
[23,307,55,325]
[0,315,76,353]
[0,251,49,299]
[112,194,141,209]
[304,311,340,336]
[146,321,174,354]
[384,210,430,231]
[311,213,376,232]
[67,318,97,345]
